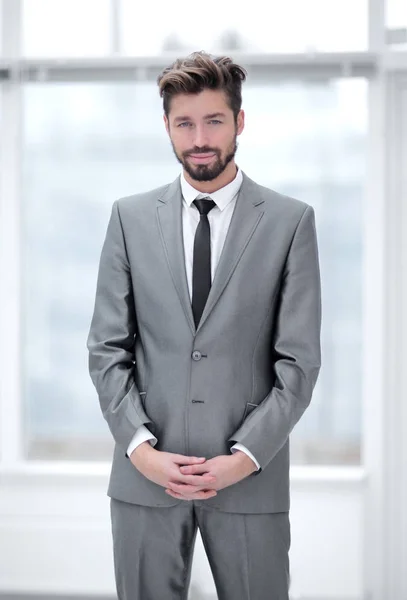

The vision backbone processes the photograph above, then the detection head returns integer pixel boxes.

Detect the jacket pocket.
[139,391,156,436]
[139,391,147,408]
[242,401,259,421]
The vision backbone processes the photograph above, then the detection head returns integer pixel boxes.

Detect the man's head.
[157,51,247,185]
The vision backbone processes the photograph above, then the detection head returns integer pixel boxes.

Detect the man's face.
[164,88,244,182]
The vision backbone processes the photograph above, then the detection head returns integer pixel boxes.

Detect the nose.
[192,125,209,148]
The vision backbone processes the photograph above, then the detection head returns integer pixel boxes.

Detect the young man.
[87,51,322,600]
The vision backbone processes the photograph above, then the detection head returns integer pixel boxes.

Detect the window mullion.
[0,0,23,466]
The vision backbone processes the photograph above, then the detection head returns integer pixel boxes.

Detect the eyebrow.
[173,112,227,123]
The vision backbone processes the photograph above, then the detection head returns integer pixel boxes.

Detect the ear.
[163,114,170,135]
[236,109,245,136]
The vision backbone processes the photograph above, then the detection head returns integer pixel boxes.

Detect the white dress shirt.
[127,167,260,471]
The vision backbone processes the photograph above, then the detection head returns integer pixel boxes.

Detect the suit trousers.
[110,497,291,600]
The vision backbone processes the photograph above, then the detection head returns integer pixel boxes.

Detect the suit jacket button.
[192,350,202,361]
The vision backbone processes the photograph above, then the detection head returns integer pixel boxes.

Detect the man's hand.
[165,451,258,501]
[129,442,218,500]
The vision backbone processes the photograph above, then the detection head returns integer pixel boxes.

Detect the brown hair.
[157,51,247,122]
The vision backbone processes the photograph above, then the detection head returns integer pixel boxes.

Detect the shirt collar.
[180,166,243,212]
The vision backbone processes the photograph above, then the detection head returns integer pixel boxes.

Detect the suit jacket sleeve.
[227,204,322,474]
[86,200,154,457]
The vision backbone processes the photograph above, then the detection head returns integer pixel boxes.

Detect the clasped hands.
[130,443,257,501]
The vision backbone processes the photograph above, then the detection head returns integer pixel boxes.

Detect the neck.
[184,161,238,194]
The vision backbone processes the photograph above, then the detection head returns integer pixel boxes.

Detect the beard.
[170,134,238,182]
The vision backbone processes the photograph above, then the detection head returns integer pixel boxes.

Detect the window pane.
[0,1,2,56]
[22,83,177,461]
[386,0,407,49]
[23,0,112,57]
[22,78,366,464]
[121,0,368,54]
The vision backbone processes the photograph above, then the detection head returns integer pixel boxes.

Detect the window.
[23,0,112,57]
[121,0,368,55]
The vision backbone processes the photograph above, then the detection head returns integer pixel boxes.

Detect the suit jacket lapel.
[156,176,196,335]
[156,172,265,336]
[196,173,265,333]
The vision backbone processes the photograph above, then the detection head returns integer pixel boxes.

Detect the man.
[87,51,322,600]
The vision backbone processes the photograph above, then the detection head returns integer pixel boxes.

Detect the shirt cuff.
[231,443,261,471]
[126,425,157,458]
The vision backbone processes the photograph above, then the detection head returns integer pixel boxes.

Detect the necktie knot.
[193,197,216,217]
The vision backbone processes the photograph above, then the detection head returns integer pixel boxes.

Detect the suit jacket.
[86,171,322,513]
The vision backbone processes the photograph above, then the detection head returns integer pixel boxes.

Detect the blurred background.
[0,0,406,599]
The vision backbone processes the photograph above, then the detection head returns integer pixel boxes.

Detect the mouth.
[188,153,216,164]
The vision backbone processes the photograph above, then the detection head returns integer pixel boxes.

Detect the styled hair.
[157,51,247,121]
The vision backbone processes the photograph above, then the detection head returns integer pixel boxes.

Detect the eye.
[208,120,222,124]
[177,122,192,128]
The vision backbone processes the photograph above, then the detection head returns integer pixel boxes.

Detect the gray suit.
[87,170,321,512]
[87,171,321,598]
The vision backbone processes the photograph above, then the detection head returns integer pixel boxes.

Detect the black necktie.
[192,197,216,328]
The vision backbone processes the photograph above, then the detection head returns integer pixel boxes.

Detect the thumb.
[173,455,206,464]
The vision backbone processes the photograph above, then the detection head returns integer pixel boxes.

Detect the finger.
[168,481,197,493]
[165,489,190,500]
[189,489,217,499]
[165,488,199,500]
[169,482,209,494]
[169,480,216,495]
[199,489,217,498]
[168,483,196,495]
[179,464,210,475]
[173,455,206,465]
[179,474,216,486]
